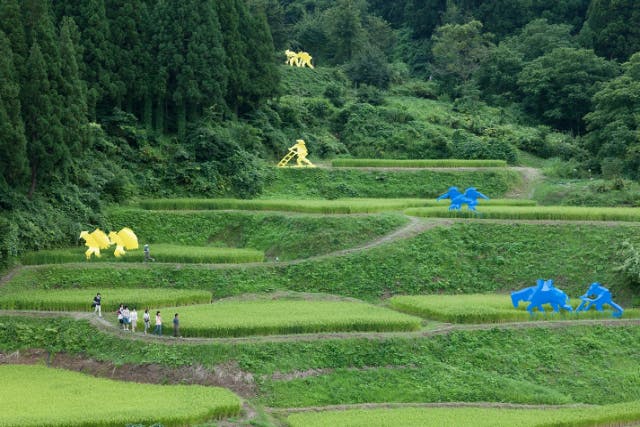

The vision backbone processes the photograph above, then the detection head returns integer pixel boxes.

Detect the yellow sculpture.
[108,227,139,258]
[278,139,315,167]
[284,50,314,68]
[79,229,112,260]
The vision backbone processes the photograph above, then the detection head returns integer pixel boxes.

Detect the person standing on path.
[143,308,150,335]
[173,313,180,338]
[130,308,138,333]
[154,311,162,336]
[143,244,155,262]
[92,293,102,317]
[122,306,130,331]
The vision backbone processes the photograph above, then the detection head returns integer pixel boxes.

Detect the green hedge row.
[332,159,508,168]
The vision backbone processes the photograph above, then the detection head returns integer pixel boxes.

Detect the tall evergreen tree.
[22,42,65,197]
[0,31,28,189]
[59,17,88,157]
[580,0,640,61]
[0,0,28,76]
[216,0,250,115]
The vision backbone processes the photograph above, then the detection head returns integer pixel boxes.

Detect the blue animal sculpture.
[436,186,489,211]
[576,282,623,318]
[511,279,573,314]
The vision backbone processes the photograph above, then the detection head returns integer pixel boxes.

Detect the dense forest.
[1,0,640,269]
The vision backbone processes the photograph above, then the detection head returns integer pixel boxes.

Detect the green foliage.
[346,47,392,89]
[158,299,421,337]
[533,178,640,206]
[287,404,640,427]
[518,47,618,133]
[615,240,640,288]
[21,244,264,265]
[431,20,494,96]
[0,365,241,426]
[406,205,640,222]
[584,53,640,179]
[0,288,212,312]
[106,208,407,260]
[581,0,640,61]
[332,159,507,167]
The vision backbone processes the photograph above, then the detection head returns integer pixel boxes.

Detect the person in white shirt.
[130,308,138,332]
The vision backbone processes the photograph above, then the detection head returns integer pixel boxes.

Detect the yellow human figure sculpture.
[278,139,315,167]
[285,49,298,66]
[284,50,314,68]
[296,51,314,68]
[79,229,112,260]
[108,227,139,258]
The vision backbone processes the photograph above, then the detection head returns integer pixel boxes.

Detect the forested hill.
[1,0,640,269]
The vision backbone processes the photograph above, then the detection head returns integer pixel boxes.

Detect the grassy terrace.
[332,158,508,167]
[138,197,535,213]
[106,209,409,260]
[260,167,520,199]
[0,288,211,312]
[389,294,640,323]
[286,403,640,427]
[7,223,637,301]
[0,365,241,427]
[21,244,265,265]
[406,205,640,221]
[157,299,422,337]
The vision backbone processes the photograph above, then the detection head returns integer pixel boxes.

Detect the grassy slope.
[7,223,637,302]
[106,208,408,260]
[261,167,520,199]
[1,317,639,408]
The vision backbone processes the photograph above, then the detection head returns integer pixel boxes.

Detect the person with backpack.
[92,293,102,317]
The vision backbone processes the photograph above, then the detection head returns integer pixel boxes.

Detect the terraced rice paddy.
[0,365,241,426]
[159,299,422,337]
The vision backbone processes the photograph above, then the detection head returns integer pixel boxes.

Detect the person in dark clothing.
[173,313,180,338]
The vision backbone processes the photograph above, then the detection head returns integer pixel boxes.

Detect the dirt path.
[505,166,543,199]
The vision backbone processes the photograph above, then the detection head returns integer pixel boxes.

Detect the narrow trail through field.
[504,167,543,199]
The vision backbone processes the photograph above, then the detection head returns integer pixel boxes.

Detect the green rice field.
[332,159,508,168]
[159,299,422,337]
[139,197,535,213]
[0,288,212,312]
[286,403,640,427]
[21,243,264,265]
[0,365,241,426]
[405,205,640,222]
[388,294,640,323]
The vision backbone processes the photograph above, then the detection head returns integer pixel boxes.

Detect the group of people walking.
[93,293,180,337]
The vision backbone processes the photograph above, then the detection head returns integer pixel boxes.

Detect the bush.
[346,47,392,89]
[323,83,347,107]
[356,84,385,106]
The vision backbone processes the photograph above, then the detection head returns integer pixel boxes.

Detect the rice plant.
[287,403,640,427]
[158,300,422,337]
[139,198,534,214]
[0,365,240,427]
[388,294,640,323]
[405,205,640,222]
[332,159,508,168]
[0,288,212,311]
[21,244,264,265]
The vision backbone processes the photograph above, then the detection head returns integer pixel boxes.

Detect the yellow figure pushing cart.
[278,139,315,167]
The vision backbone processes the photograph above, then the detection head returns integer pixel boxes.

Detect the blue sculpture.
[511,279,573,314]
[436,186,489,211]
[576,282,624,318]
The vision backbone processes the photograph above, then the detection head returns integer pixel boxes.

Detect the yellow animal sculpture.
[79,229,112,260]
[278,139,315,167]
[284,50,314,68]
[108,227,139,258]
